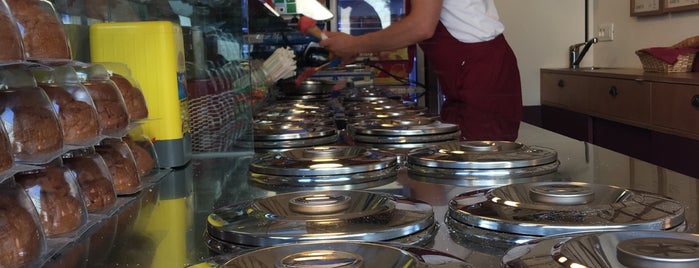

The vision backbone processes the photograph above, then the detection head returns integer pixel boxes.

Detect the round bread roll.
[62,154,117,213]
[40,84,101,145]
[83,81,129,136]
[4,0,71,59]
[96,142,140,194]
[0,191,43,267]
[15,166,86,236]
[110,74,148,120]
[123,137,155,177]
[0,125,13,173]
[11,105,63,159]
[0,10,23,61]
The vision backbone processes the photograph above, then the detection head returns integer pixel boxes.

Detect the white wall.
[495,0,699,106]
[592,1,699,68]
[495,0,587,106]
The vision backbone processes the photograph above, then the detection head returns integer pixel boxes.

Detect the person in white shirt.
[321,0,522,141]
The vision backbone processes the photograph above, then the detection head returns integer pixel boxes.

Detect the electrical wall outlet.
[597,23,614,42]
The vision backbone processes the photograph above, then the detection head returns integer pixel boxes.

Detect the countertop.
[44,122,699,268]
[541,67,699,85]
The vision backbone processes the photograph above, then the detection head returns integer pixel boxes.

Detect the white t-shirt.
[440,0,504,43]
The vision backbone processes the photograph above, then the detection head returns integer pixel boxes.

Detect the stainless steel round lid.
[348,115,440,127]
[448,182,686,238]
[349,120,459,136]
[342,87,387,102]
[278,79,335,95]
[502,231,699,268]
[348,108,426,119]
[277,93,332,101]
[351,131,460,144]
[249,146,398,176]
[255,107,335,119]
[251,124,337,141]
[250,134,339,150]
[222,241,471,268]
[345,99,415,110]
[408,141,558,169]
[346,105,428,117]
[207,190,436,247]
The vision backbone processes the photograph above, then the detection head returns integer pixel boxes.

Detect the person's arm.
[319,0,443,59]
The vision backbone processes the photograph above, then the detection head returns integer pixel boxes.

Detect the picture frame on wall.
[630,0,664,16]
[663,0,699,12]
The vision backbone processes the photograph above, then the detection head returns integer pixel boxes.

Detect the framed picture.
[631,0,664,16]
[663,0,699,12]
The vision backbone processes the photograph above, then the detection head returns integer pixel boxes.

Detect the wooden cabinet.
[651,82,699,136]
[587,77,651,124]
[540,68,699,140]
[540,73,590,111]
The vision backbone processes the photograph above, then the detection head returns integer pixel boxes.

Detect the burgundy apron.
[409,2,523,141]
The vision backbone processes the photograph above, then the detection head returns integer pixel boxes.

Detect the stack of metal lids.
[245,121,338,151]
[407,141,559,186]
[255,102,337,126]
[248,146,400,190]
[275,79,336,102]
[447,181,687,250]
[348,115,460,153]
[205,190,438,253]
[345,100,428,120]
[219,241,471,267]
[341,86,392,103]
[244,102,339,151]
[502,230,699,268]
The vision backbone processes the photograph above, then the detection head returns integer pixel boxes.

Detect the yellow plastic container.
[90,21,191,167]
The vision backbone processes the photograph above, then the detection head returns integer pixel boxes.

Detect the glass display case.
[4,1,697,268]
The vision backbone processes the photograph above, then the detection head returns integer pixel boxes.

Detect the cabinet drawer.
[540,73,589,111]
[651,83,699,135]
[588,77,651,124]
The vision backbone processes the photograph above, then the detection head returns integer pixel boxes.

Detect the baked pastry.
[83,81,130,136]
[4,0,71,59]
[11,105,63,159]
[87,214,117,265]
[123,137,155,177]
[62,153,117,213]
[0,189,43,267]
[45,239,88,268]
[15,166,86,236]
[0,125,12,173]
[40,84,101,144]
[96,141,141,194]
[110,74,148,120]
[0,10,23,61]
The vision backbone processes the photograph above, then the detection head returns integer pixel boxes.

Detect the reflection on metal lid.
[222,241,471,268]
[408,141,558,169]
[406,141,559,185]
[206,190,436,248]
[249,146,398,176]
[503,231,699,268]
[448,182,686,244]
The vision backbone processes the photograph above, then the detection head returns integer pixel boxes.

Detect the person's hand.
[320,31,360,66]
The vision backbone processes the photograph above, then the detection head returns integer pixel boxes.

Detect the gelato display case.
[0,1,698,268]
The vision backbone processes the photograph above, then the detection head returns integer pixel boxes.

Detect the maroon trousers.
[419,23,523,141]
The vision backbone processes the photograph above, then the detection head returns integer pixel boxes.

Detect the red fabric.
[641,47,699,64]
[418,22,522,141]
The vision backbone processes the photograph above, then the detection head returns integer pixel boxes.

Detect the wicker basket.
[637,35,699,72]
[635,49,696,72]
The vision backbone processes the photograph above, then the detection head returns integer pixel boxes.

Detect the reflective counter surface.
[45,122,698,267]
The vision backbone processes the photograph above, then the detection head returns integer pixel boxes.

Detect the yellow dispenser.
[90,21,191,167]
